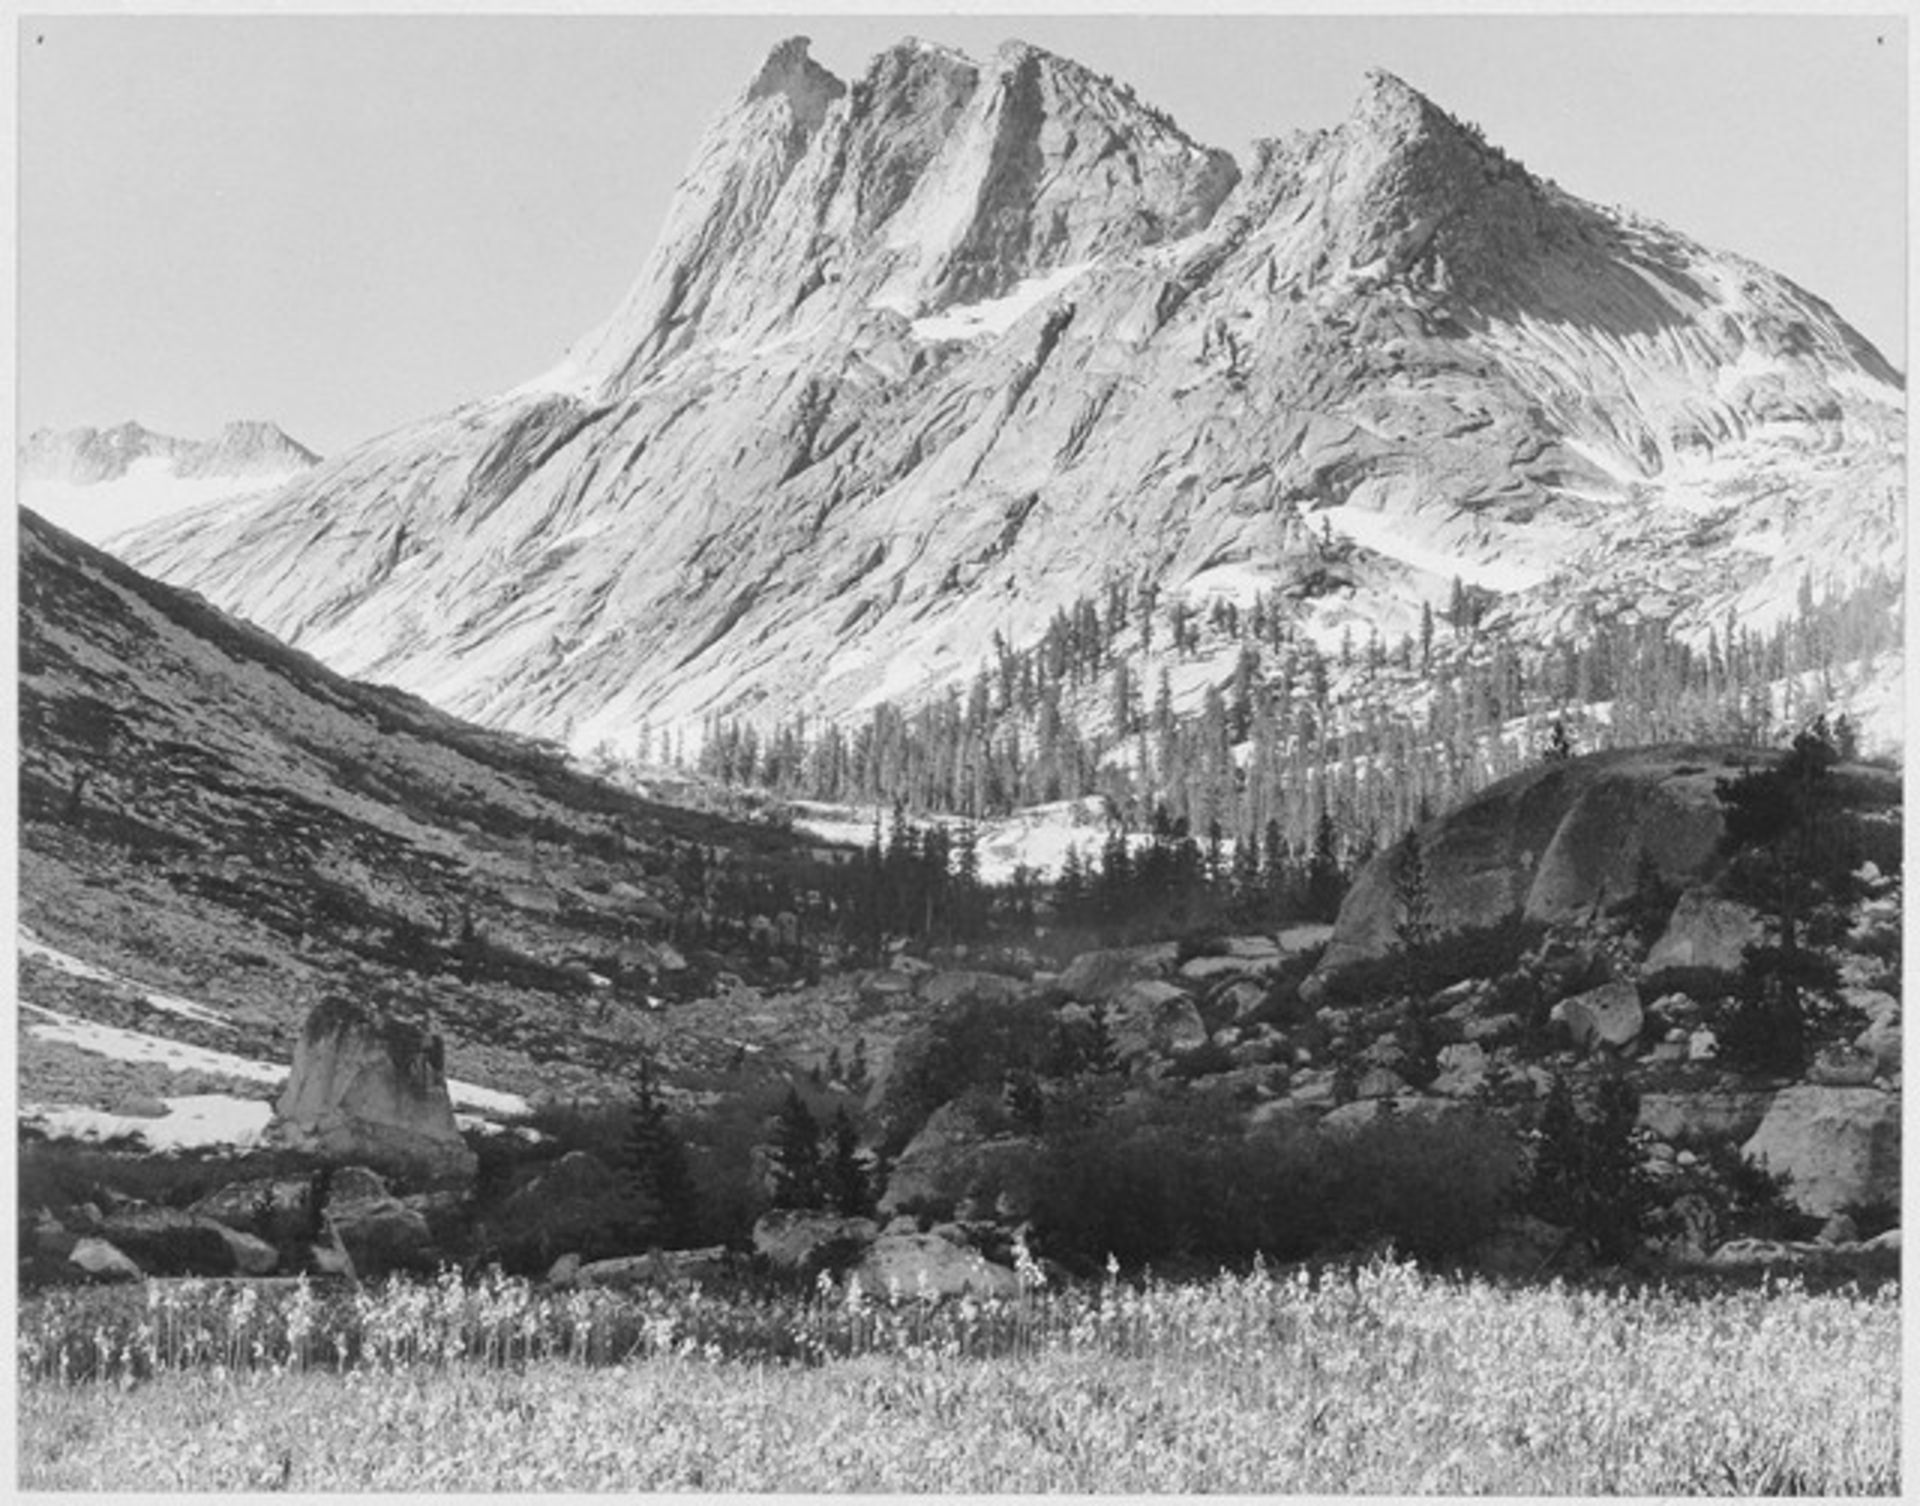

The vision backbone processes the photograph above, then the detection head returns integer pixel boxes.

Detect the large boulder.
[1644,889,1766,976]
[1549,981,1645,1053]
[268,998,477,1185]
[69,1236,143,1281]
[323,1166,441,1276]
[1310,747,1896,989]
[1741,1086,1901,1217]
[856,1231,1020,1299]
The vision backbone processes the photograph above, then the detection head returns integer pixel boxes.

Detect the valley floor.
[16,1260,1897,1494]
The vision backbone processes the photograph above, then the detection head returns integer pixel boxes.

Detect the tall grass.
[17,1257,1899,1493]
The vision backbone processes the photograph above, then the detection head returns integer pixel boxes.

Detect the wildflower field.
[17,1258,1898,1493]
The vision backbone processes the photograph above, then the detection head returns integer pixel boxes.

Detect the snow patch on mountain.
[19,420,317,546]
[900,260,1098,341]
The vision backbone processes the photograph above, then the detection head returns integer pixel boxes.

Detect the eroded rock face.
[1741,1086,1901,1217]
[269,998,477,1185]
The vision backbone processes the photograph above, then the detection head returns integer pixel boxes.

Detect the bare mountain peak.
[745,35,846,134]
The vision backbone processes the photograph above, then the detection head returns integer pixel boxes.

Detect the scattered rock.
[1550,981,1644,1053]
[1221,980,1269,1022]
[577,1247,730,1290]
[547,1252,583,1287]
[1320,1095,1463,1134]
[751,1209,879,1272]
[1817,1212,1859,1246]
[1436,1044,1489,1098]
[919,970,1023,1010]
[1058,945,1175,1004]
[1108,980,1206,1063]
[191,1177,313,1242]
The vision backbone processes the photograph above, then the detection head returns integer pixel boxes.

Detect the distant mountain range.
[17,419,318,545]
[105,37,1901,757]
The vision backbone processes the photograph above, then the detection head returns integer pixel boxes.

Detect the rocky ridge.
[117,38,1902,753]
[18,419,319,546]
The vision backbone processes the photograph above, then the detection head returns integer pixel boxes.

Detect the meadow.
[17,1255,1899,1493]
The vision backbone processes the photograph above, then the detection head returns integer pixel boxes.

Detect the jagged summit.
[561,33,1238,396]
[119,37,1903,757]
[746,35,845,133]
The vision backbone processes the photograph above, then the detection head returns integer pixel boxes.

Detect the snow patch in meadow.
[23,1004,285,1085]
[20,999,530,1120]
[21,1095,275,1153]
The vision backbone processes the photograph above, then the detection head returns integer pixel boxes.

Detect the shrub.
[1526,1073,1655,1263]
[1027,1097,1520,1273]
[873,991,1054,1153]
[1319,1110,1524,1263]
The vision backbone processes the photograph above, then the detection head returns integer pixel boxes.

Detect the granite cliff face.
[119,39,1903,750]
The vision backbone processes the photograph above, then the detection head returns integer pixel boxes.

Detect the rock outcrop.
[1310,745,1898,986]
[268,998,477,1185]
[1741,1086,1901,1218]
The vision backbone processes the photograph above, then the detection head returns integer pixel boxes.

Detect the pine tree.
[624,1056,698,1248]
[825,1107,871,1217]
[1306,810,1345,921]
[770,1087,825,1210]
[1391,828,1436,998]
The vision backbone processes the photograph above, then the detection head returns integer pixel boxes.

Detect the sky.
[15,8,1909,458]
